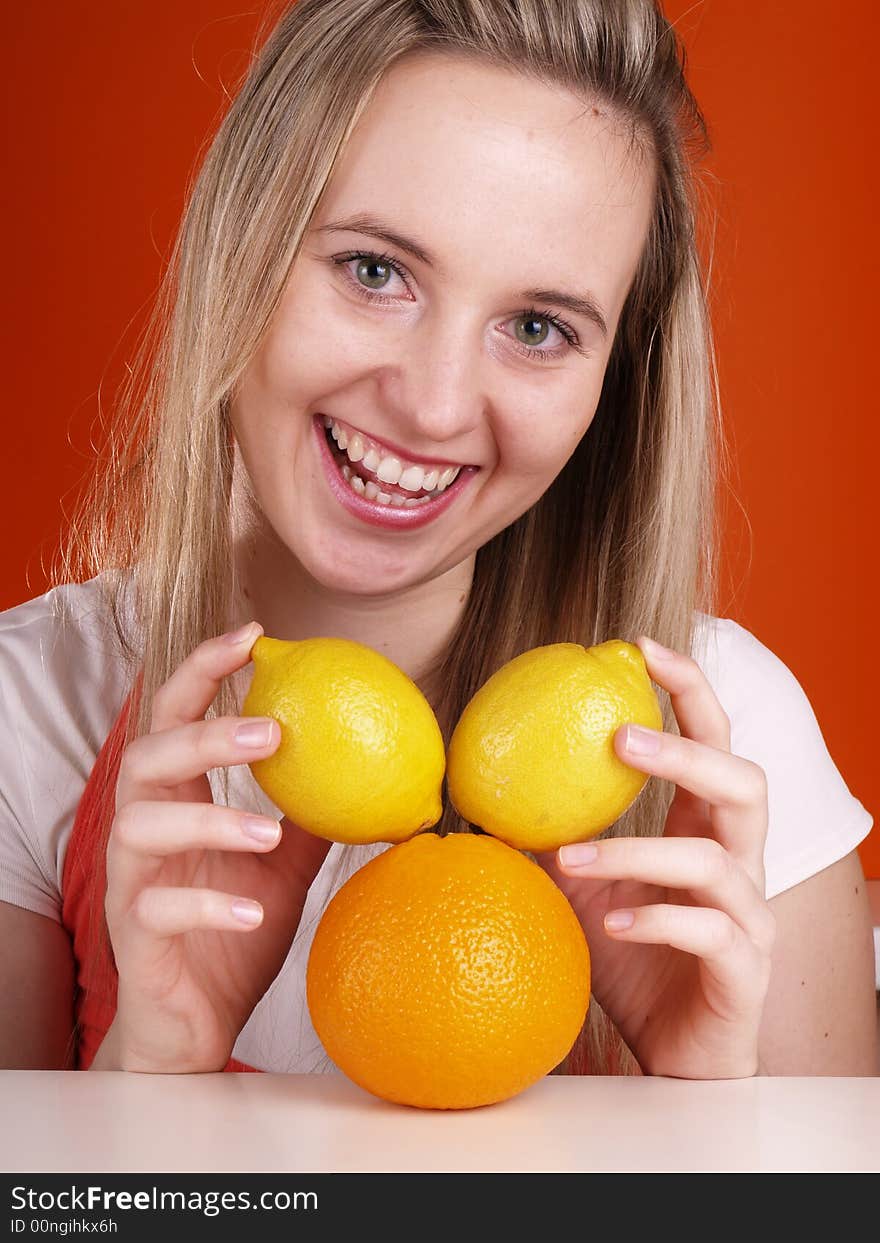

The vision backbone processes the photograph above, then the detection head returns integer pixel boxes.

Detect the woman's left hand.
[534,636,776,1079]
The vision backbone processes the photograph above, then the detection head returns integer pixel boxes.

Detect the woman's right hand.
[99,623,332,1073]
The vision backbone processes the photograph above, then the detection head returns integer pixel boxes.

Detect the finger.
[107,800,279,892]
[149,622,264,734]
[635,636,730,750]
[557,836,776,952]
[117,714,280,806]
[106,802,281,926]
[131,886,265,937]
[602,903,771,1012]
[634,635,730,825]
[612,723,768,880]
[111,887,266,989]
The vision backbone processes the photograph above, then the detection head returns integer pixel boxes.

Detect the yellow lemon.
[242,636,445,844]
[446,640,663,852]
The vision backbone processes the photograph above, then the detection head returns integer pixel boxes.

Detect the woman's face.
[231,53,655,596]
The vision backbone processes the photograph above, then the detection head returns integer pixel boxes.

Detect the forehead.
[313,53,656,313]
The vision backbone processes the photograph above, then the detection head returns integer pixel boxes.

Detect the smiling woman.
[229,50,653,604]
[0,0,875,1082]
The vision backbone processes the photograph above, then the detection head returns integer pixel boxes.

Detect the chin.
[294,529,434,598]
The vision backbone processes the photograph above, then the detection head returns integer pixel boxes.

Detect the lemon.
[446,640,663,851]
[242,636,445,844]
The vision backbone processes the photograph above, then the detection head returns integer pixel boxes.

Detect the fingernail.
[235,719,276,747]
[625,724,662,755]
[605,910,635,931]
[558,843,598,868]
[241,816,281,843]
[641,636,675,660]
[231,899,263,926]
[225,621,261,645]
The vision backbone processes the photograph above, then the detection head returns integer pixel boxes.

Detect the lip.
[313,415,477,531]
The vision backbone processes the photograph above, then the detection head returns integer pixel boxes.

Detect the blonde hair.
[54,0,728,1076]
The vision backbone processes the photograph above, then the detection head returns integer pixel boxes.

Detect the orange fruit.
[306,832,590,1109]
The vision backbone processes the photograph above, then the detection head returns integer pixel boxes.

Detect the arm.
[0,900,77,1069]
[759,850,877,1075]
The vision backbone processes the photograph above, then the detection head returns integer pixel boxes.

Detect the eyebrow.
[313,212,609,338]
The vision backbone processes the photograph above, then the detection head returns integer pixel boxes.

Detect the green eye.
[356,258,393,289]
[514,316,550,346]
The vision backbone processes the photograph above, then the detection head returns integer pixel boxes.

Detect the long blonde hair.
[54,0,727,1075]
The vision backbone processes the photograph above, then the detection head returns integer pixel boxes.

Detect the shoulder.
[689,612,813,727]
[0,571,135,748]
[0,572,135,920]
[689,613,873,898]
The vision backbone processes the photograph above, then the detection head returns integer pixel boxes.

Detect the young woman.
[1,0,875,1079]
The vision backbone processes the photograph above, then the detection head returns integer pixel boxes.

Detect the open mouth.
[321,415,464,509]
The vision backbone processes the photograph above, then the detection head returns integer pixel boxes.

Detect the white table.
[1,1071,878,1174]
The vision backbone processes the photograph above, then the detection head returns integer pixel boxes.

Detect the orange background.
[3,2,877,875]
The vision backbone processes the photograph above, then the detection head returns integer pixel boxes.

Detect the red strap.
[61,674,262,1073]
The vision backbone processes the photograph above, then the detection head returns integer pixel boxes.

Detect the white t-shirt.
[0,573,873,1071]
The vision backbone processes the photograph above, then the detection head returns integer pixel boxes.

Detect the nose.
[377,313,486,451]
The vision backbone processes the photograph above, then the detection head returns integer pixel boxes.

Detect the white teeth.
[329,420,463,481]
[326,417,348,449]
[376,456,403,486]
[336,459,441,509]
[327,417,466,503]
[398,464,426,492]
[421,468,439,492]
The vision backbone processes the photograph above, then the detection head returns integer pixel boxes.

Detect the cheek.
[229,288,370,480]
[254,327,339,407]
[498,398,597,484]
[254,269,376,402]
